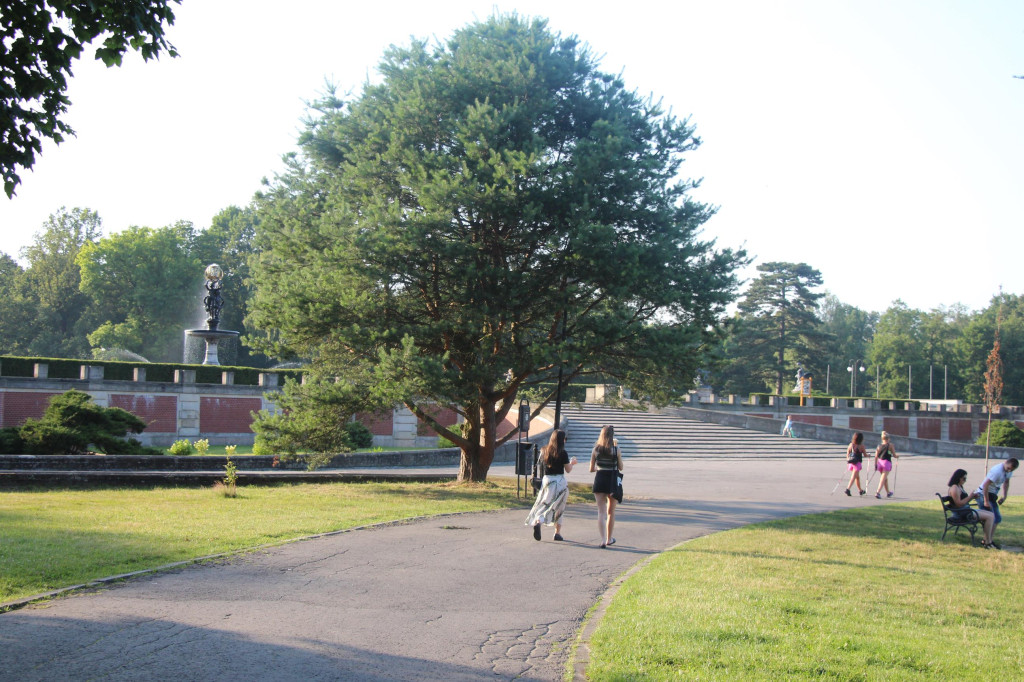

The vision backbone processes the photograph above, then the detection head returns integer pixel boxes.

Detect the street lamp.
[847,360,866,397]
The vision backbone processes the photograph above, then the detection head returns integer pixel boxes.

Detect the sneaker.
[875,493,881,499]
[844,489,851,496]
[533,524,541,541]
[859,490,867,496]
[992,542,1002,550]
[553,534,564,542]
[887,492,894,498]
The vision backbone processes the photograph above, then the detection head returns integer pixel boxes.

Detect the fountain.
[183,264,240,365]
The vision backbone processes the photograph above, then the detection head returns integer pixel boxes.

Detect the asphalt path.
[0,447,1005,681]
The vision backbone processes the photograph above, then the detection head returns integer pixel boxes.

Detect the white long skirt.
[525,474,569,527]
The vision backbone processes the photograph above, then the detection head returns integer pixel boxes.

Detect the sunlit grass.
[586,499,1024,680]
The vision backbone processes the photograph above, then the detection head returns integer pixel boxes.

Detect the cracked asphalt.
[0,443,997,681]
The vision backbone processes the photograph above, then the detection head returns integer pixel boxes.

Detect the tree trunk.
[457,400,497,482]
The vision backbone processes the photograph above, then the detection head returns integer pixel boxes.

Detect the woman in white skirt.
[526,429,576,541]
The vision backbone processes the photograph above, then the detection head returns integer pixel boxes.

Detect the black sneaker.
[844,489,851,496]
[553,534,564,541]
[533,524,541,541]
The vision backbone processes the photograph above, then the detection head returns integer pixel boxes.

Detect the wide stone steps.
[561,404,844,462]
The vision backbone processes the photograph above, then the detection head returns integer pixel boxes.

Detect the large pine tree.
[248,15,744,481]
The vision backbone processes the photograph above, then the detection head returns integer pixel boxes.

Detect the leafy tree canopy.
[1,1,179,197]
[76,222,200,361]
[249,14,745,480]
[722,262,824,395]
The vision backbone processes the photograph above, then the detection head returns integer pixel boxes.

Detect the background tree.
[957,294,1024,406]
[18,206,101,357]
[816,293,876,395]
[868,300,926,399]
[727,262,825,395]
[0,253,34,354]
[919,304,969,400]
[249,15,744,481]
[76,224,199,361]
[0,0,179,196]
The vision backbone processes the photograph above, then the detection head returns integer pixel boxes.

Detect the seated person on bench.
[948,468,996,548]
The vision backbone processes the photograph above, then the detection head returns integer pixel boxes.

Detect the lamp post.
[847,360,866,397]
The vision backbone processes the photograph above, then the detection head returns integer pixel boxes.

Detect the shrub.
[17,390,163,455]
[169,439,194,456]
[977,420,1024,448]
[252,438,274,456]
[192,438,210,455]
[225,444,237,456]
[0,427,26,454]
[344,421,374,449]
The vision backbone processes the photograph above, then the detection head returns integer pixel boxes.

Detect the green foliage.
[344,421,374,449]
[251,375,382,463]
[192,438,210,455]
[249,14,744,480]
[713,262,824,395]
[977,420,1024,448]
[221,457,238,497]
[77,224,200,362]
[168,439,192,456]
[17,390,162,455]
[167,439,191,455]
[17,207,100,358]
[0,427,25,454]
[0,355,303,385]
[0,1,179,197]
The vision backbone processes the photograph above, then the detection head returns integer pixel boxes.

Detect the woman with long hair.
[873,431,899,498]
[525,429,576,541]
[844,432,867,496]
[589,425,624,548]
[948,468,996,547]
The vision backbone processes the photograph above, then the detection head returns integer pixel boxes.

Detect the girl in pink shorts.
[845,432,867,496]
[873,431,898,498]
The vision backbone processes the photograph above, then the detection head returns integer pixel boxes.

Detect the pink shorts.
[877,459,892,472]
[848,462,862,472]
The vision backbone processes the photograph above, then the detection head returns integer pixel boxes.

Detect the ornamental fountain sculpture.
[184,264,240,365]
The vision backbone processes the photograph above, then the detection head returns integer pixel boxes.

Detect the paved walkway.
[0,420,1004,681]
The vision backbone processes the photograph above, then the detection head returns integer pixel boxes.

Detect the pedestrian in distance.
[525,429,577,541]
[844,432,867,496]
[873,431,898,498]
[947,468,997,548]
[590,424,623,548]
[781,416,795,438]
[975,458,1019,548]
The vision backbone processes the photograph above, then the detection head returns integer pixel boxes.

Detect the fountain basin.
[184,329,240,366]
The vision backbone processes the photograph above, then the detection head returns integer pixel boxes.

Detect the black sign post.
[515,399,532,498]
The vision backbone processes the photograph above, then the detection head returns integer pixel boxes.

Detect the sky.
[1,0,1022,314]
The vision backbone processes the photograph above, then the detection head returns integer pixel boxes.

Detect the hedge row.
[0,356,305,386]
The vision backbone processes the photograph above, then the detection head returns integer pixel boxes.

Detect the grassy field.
[0,478,592,604]
[585,499,1024,680]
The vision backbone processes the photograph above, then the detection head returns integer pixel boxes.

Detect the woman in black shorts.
[589,425,623,548]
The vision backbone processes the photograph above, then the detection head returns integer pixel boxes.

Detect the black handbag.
[613,471,623,503]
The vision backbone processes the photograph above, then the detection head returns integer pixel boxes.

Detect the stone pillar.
[80,365,104,381]
[222,371,235,385]
[133,367,147,382]
[33,363,48,379]
[392,406,418,448]
[259,373,279,388]
[175,369,196,384]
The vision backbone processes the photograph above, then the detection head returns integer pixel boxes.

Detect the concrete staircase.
[560,404,842,463]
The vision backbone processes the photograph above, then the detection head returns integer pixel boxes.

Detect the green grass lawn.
[0,478,592,605]
[585,499,1024,680]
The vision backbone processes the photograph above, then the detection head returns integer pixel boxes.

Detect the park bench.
[936,493,979,544]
